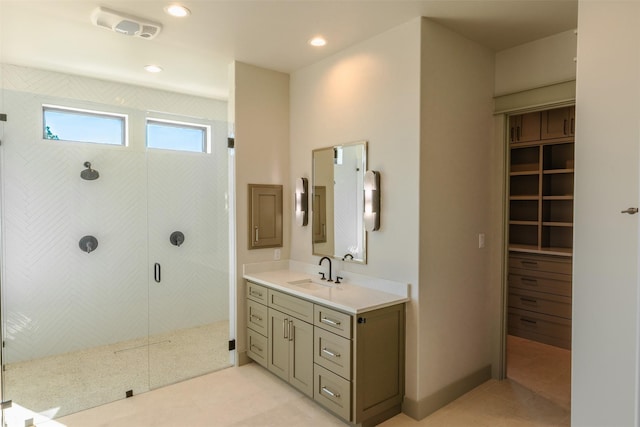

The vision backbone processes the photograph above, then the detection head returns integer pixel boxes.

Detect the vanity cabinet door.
[268,308,290,383]
[289,318,314,397]
[267,307,314,398]
[354,304,405,424]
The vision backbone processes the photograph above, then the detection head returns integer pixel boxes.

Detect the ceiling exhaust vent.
[91,7,162,40]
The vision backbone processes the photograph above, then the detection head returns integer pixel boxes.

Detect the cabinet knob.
[357,317,366,324]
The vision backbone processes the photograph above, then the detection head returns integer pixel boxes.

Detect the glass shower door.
[146,127,231,389]
[0,87,151,422]
[0,71,232,425]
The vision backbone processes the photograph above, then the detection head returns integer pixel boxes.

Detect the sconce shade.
[364,170,380,231]
[295,177,309,226]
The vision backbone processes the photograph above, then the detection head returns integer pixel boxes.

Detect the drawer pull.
[521,260,538,267]
[520,318,537,325]
[250,290,263,297]
[322,348,341,358]
[250,313,263,321]
[321,386,340,399]
[321,317,341,327]
[520,297,538,305]
[250,343,263,352]
[521,277,538,285]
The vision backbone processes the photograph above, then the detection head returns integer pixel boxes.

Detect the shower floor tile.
[3,320,230,419]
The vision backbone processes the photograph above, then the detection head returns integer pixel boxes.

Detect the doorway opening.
[503,104,574,411]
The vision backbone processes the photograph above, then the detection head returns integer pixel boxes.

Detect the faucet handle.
[335,276,343,284]
[318,272,326,280]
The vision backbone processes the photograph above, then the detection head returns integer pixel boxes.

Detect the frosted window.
[43,105,127,146]
[146,119,210,153]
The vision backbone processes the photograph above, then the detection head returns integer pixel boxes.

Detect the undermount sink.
[287,278,332,290]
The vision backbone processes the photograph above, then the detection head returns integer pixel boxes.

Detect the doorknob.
[621,207,639,215]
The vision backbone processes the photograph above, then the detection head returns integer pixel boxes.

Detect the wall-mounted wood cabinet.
[248,184,283,249]
[541,106,575,140]
[509,111,541,143]
[507,105,574,349]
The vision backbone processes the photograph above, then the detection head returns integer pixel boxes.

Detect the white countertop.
[243,261,409,314]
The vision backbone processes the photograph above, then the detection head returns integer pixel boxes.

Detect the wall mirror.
[312,141,367,264]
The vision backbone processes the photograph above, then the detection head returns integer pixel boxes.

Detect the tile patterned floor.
[27,335,569,426]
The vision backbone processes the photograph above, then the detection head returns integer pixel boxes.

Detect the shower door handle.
[154,263,161,283]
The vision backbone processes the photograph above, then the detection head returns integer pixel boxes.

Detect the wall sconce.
[295,177,309,226]
[364,170,380,231]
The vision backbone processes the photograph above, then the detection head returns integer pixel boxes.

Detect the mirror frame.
[312,140,368,264]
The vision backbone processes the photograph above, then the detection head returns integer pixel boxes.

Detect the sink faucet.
[319,256,333,282]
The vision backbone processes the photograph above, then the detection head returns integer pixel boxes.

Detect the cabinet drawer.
[314,327,352,380]
[509,270,572,297]
[508,288,571,319]
[247,329,268,368]
[314,364,351,422]
[246,281,268,304]
[508,308,571,349]
[314,305,352,339]
[509,254,572,275]
[247,299,268,336]
[268,289,314,322]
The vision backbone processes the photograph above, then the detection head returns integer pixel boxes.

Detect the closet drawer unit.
[247,328,268,368]
[314,327,352,380]
[314,364,352,422]
[268,289,314,322]
[508,288,571,319]
[509,254,572,275]
[508,308,571,349]
[246,281,268,304]
[247,299,268,336]
[314,305,352,339]
[508,269,572,297]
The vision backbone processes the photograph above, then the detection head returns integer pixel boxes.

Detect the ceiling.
[0,0,578,100]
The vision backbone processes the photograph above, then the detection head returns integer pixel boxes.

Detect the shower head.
[81,162,100,181]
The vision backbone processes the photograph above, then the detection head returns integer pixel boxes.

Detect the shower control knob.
[170,231,185,247]
[79,235,98,254]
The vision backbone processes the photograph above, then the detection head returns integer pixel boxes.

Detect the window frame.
[42,104,128,146]
[145,117,211,154]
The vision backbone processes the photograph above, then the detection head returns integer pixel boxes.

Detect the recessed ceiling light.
[309,36,327,47]
[165,4,191,17]
[144,64,163,73]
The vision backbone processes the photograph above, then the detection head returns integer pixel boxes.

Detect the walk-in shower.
[0,63,233,425]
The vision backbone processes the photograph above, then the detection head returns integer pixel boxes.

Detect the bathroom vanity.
[243,263,408,426]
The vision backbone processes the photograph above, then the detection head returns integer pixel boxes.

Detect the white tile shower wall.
[1,64,229,363]
[147,149,229,336]
[2,64,227,120]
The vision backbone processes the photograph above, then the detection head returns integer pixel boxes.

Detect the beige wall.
[231,62,290,357]
[495,29,577,95]
[416,18,495,414]
[290,17,496,418]
[290,18,422,401]
[573,1,640,424]
[233,14,586,422]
